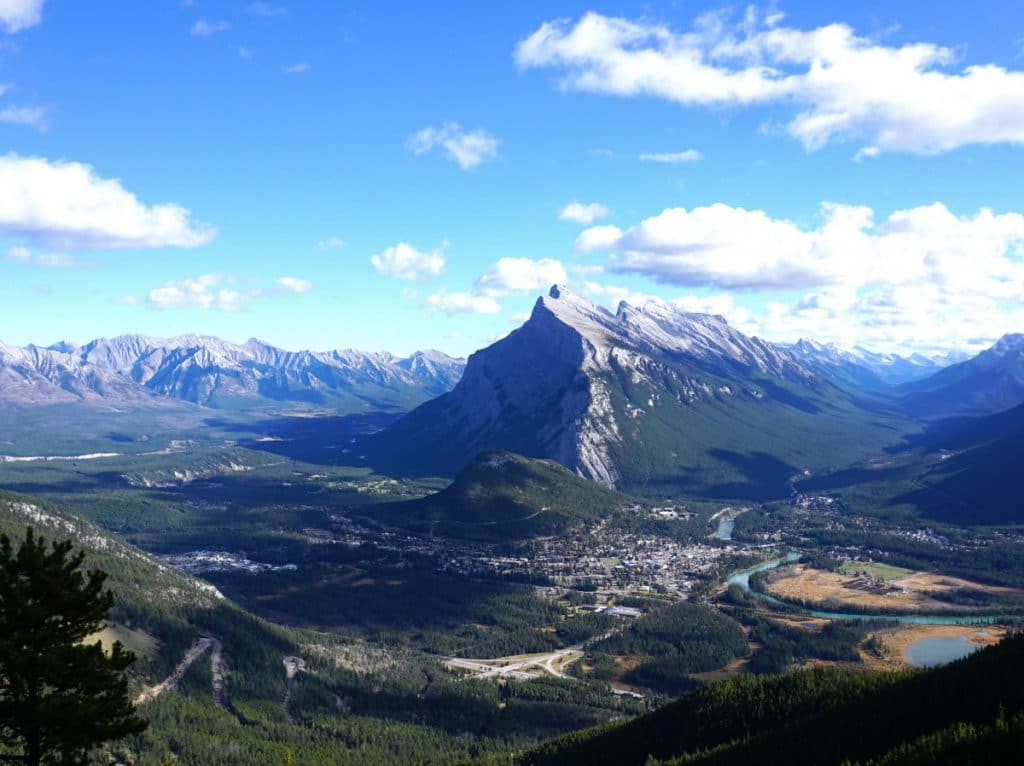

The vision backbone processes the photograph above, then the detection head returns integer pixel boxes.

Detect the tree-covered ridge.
[515,633,1024,766]
[370,451,637,539]
[581,601,749,694]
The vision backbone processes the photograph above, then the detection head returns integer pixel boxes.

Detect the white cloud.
[0,105,46,130]
[409,122,498,169]
[574,224,622,253]
[639,149,701,164]
[517,10,1024,154]
[426,289,501,315]
[6,245,28,260]
[238,46,253,60]
[277,276,312,294]
[314,236,345,250]
[582,201,1024,294]
[145,274,309,311]
[370,241,445,281]
[476,257,567,295]
[576,200,1024,354]
[283,62,308,74]
[0,0,43,33]
[0,154,215,250]
[559,201,610,224]
[190,19,230,37]
[148,275,245,311]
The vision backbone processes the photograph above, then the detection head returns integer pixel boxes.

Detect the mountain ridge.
[367,285,911,497]
[0,334,465,411]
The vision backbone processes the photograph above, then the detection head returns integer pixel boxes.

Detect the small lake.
[904,635,982,667]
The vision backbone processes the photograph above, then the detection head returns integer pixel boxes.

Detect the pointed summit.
[369,286,896,497]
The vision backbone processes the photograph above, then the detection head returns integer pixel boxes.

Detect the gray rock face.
[371,285,858,487]
[900,333,1024,415]
[0,336,465,410]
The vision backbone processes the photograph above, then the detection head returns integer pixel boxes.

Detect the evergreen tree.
[0,528,147,765]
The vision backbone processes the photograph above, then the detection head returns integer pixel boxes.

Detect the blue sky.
[2,1,1024,357]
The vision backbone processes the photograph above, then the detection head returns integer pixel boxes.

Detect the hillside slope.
[900,334,1024,417]
[369,286,909,498]
[516,634,1024,766]
[0,492,648,765]
[370,451,636,539]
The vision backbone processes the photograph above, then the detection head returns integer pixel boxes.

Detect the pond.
[904,635,983,667]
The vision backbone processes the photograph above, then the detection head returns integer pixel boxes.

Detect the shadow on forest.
[205,411,403,466]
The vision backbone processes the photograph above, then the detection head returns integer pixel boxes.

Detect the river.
[712,508,749,541]
[725,554,1016,625]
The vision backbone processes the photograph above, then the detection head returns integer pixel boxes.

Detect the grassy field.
[87,623,160,658]
[838,560,915,582]
[766,564,1024,613]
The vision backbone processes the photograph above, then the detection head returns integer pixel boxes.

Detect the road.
[134,637,212,706]
[442,629,620,681]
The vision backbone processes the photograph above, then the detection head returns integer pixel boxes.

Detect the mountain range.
[783,338,949,389]
[0,335,465,412]
[898,333,1024,416]
[367,286,925,497]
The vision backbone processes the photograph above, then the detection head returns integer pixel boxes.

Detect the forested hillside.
[514,633,1024,766]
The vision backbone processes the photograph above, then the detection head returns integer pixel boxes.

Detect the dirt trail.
[135,637,212,706]
[210,638,228,710]
[281,656,306,723]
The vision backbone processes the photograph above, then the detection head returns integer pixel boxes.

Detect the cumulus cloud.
[283,62,308,74]
[370,241,446,280]
[639,149,701,163]
[578,202,1024,296]
[574,224,623,253]
[425,289,501,315]
[516,10,1024,154]
[147,275,245,311]
[409,122,499,169]
[144,274,310,311]
[0,0,43,33]
[576,200,1024,354]
[277,276,312,294]
[476,257,567,295]
[0,154,215,250]
[190,19,230,37]
[559,201,610,224]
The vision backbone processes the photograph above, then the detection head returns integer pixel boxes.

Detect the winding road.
[134,637,213,706]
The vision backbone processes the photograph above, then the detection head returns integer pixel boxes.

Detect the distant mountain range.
[367,286,921,497]
[0,335,465,411]
[783,338,952,388]
[898,333,1024,416]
